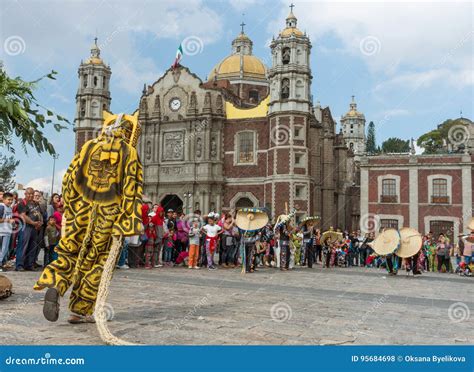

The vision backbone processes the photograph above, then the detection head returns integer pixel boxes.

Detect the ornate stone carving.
[153,95,161,115]
[172,68,181,83]
[162,131,184,161]
[210,136,217,158]
[145,139,152,160]
[216,94,223,114]
[202,91,212,114]
[188,91,198,116]
[196,137,203,158]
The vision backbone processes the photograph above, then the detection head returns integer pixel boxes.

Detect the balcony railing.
[431,195,449,204]
[380,195,398,203]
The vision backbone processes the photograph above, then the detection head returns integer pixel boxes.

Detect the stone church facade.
[74,10,361,229]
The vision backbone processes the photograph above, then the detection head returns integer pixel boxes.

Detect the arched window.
[235,197,254,209]
[80,99,86,117]
[83,74,88,88]
[281,78,290,99]
[93,76,98,87]
[282,47,290,64]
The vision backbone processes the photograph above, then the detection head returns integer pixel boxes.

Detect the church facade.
[74,9,361,229]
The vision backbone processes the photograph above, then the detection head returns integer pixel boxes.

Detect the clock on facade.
[169,97,181,111]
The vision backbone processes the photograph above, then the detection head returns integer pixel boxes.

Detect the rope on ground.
[95,236,138,345]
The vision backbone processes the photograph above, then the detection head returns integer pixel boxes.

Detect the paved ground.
[1,264,473,345]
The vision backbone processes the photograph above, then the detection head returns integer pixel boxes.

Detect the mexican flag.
[172,44,183,68]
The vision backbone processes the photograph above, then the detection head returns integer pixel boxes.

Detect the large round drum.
[235,208,269,232]
[397,227,423,258]
[371,228,400,256]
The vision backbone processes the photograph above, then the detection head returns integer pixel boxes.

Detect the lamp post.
[51,153,59,197]
[183,191,192,215]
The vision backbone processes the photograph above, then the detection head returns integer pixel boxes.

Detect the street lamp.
[183,191,192,215]
[51,153,59,197]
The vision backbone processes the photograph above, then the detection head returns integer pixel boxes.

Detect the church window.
[295,185,305,199]
[237,131,256,164]
[294,127,300,138]
[295,153,303,166]
[249,90,259,102]
[93,76,98,87]
[83,74,88,88]
[235,197,254,208]
[282,47,290,64]
[103,78,106,88]
[236,46,241,53]
[80,99,86,117]
[281,78,290,99]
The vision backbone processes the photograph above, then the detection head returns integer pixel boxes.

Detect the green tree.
[381,137,410,153]
[365,121,377,154]
[0,155,19,191]
[0,67,70,155]
[417,118,470,154]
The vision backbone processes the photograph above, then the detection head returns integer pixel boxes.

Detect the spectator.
[16,187,43,271]
[0,192,15,271]
[436,233,450,272]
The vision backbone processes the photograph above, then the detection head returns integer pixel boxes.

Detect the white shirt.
[203,224,221,238]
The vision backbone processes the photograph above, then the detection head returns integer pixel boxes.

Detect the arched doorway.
[160,194,183,213]
[235,197,255,209]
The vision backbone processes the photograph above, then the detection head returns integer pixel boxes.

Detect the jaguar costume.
[34,111,143,319]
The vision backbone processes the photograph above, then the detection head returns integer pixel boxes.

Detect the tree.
[0,155,19,191]
[365,121,377,154]
[0,66,70,155]
[417,118,471,154]
[381,137,410,153]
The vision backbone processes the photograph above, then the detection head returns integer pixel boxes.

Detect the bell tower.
[266,4,313,220]
[74,38,112,152]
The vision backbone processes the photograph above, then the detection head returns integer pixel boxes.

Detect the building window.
[430,220,454,242]
[380,219,399,230]
[80,99,86,117]
[93,76,98,87]
[83,74,88,88]
[237,131,255,164]
[294,127,300,138]
[282,47,290,64]
[381,178,397,203]
[295,185,305,199]
[432,178,449,204]
[249,90,259,102]
[235,197,254,208]
[103,78,106,88]
[294,153,303,167]
[281,78,290,99]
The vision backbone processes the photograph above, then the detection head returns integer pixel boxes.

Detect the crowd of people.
[0,189,473,277]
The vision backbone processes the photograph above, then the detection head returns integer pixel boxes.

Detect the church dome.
[209,54,266,81]
[280,27,304,38]
[85,38,104,65]
[343,96,365,120]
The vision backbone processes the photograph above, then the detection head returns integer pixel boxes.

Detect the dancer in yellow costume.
[34,111,143,324]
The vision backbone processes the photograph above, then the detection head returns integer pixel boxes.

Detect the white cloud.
[229,0,258,11]
[3,0,223,94]
[268,0,472,79]
[24,169,67,194]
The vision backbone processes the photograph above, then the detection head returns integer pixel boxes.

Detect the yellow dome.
[85,57,104,65]
[280,27,303,37]
[209,54,266,81]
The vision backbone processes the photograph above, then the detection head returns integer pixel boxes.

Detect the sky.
[1,0,473,193]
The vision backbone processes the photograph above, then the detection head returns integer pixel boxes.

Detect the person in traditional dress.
[278,220,292,271]
[35,111,143,324]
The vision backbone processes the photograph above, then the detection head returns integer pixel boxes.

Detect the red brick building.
[360,153,473,243]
